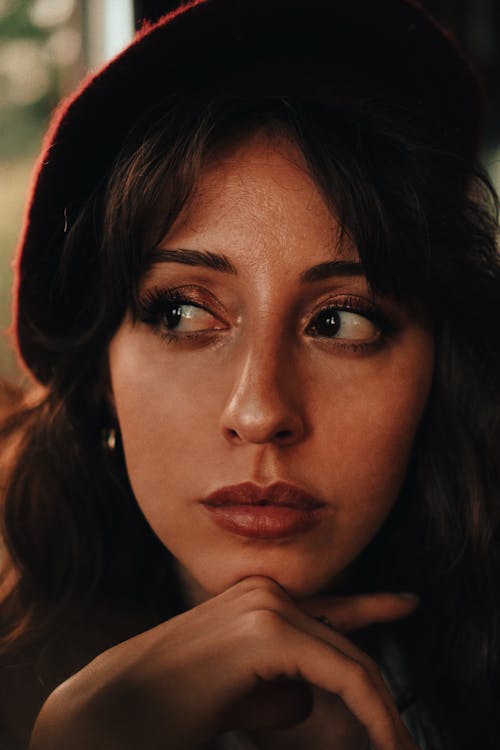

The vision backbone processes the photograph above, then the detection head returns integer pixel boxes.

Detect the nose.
[219,343,307,447]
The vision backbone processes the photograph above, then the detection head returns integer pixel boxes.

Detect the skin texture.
[108,132,434,603]
[30,579,420,750]
[29,133,432,750]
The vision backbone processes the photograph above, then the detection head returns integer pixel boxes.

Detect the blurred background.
[0,0,499,386]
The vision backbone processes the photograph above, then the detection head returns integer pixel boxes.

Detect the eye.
[306,305,383,342]
[161,302,221,333]
[135,286,227,340]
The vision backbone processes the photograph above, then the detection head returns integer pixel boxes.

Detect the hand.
[29,578,419,750]
[231,588,421,749]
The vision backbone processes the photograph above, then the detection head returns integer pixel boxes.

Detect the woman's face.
[108,132,434,602]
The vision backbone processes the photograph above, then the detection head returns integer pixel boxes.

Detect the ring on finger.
[314,615,335,630]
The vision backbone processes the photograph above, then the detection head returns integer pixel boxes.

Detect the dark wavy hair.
[1,84,499,748]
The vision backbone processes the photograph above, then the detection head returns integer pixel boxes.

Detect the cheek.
[313,340,434,514]
[108,332,226,509]
[108,323,434,597]
[111,328,433,498]
[303,356,433,579]
[109,321,433,551]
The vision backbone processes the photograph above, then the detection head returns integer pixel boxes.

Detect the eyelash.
[134,287,395,352]
[306,295,394,352]
[135,287,225,346]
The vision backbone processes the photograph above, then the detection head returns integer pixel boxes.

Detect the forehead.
[162,130,356,264]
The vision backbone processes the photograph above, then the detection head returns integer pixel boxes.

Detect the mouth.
[200,481,325,539]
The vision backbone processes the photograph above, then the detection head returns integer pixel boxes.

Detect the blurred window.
[86,0,134,68]
[0,0,133,383]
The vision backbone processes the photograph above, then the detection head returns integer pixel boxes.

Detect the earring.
[101,426,117,452]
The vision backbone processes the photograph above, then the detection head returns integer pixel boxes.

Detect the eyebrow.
[147,248,364,282]
[299,260,364,282]
[146,248,236,274]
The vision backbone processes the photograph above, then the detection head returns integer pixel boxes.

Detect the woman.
[1,1,499,748]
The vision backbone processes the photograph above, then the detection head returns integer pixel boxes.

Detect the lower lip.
[202,504,322,539]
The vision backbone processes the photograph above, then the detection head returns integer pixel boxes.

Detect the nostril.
[276,429,292,439]
[223,426,294,444]
[221,411,306,445]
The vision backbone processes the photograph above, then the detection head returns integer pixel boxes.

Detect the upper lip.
[201,481,325,510]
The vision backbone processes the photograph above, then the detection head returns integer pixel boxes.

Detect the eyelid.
[135,284,227,320]
[305,294,384,325]
[133,284,231,347]
[135,285,395,350]
[304,293,396,345]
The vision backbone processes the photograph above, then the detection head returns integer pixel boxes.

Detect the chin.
[188,557,343,602]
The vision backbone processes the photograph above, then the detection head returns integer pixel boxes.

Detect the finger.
[231,579,412,740]
[202,580,415,747]
[234,579,400,707]
[223,678,314,732]
[235,579,384,677]
[235,586,402,730]
[274,603,403,725]
[251,617,400,750]
[301,592,419,633]
[287,610,418,749]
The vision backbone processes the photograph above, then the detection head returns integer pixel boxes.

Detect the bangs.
[27,45,498,385]
[99,92,497,332]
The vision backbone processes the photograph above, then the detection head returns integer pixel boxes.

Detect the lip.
[201,481,325,539]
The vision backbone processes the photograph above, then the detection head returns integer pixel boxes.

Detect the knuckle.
[239,608,284,638]
[347,659,374,692]
[243,586,287,613]
[245,576,287,596]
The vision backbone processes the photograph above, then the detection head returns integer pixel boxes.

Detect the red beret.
[13,0,481,384]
